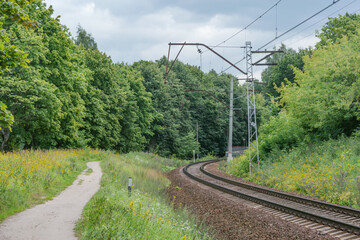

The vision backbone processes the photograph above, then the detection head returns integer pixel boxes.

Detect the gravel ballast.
[166,166,336,240]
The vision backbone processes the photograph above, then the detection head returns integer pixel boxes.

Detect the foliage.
[222,12,360,209]
[0,102,14,151]
[227,152,249,177]
[279,34,360,139]
[0,0,37,28]
[0,1,88,149]
[0,1,155,152]
[75,152,211,239]
[259,111,306,156]
[0,149,104,221]
[175,131,199,159]
[0,0,35,73]
[262,44,311,98]
[0,102,14,131]
[316,13,360,47]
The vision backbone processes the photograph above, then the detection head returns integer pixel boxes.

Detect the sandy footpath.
[0,161,102,240]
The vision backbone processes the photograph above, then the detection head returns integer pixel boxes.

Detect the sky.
[44,0,360,79]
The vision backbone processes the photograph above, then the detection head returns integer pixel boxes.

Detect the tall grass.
[0,149,104,221]
[76,152,212,240]
[227,136,360,208]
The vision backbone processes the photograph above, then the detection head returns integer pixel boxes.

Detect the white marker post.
[128,177,132,196]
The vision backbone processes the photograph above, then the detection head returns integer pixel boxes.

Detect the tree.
[280,34,360,138]
[74,25,98,50]
[262,44,311,98]
[0,1,89,149]
[0,0,37,73]
[0,102,14,151]
[28,1,88,148]
[176,131,199,159]
[259,32,360,155]
[0,18,63,149]
[0,102,14,131]
[316,13,360,47]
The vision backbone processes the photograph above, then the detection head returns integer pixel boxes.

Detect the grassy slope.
[227,136,360,208]
[75,152,212,240]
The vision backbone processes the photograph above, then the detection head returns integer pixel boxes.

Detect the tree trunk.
[0,128,10,152]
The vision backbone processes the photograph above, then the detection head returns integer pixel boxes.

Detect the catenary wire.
[278,0,358,48]
[202,0,282,53]
[256,0,341,50]
[221,0,345,74]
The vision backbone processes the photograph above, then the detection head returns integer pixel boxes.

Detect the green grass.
[84,167,93,175]
[226,136,360,208]
[75,152,212,240]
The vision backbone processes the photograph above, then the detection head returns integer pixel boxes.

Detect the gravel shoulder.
[166,165,336,240]
[0,161,102,240]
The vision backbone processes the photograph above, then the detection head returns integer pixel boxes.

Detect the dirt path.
[0,161,102,240]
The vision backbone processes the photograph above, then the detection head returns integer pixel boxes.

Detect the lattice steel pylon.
[245,41,259,176]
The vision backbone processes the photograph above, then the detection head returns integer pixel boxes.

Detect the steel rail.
[183,159,360,235]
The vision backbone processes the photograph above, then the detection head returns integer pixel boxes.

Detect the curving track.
[183,159,360,240]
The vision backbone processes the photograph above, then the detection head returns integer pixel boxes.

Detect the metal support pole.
[246,41,259,176]
[196,120,199,160]
[227,77,234,162]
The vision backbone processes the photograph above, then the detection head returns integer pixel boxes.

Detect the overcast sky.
[44,0,360,78]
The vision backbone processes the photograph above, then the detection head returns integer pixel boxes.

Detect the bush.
[259,111,306,156]
[227,154,249,177]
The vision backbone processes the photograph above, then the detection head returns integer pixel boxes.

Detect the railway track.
[183,159,360,239]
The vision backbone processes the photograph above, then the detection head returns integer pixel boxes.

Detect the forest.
[1,0,360,163]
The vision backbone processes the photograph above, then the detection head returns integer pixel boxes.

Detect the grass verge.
[75,152,212,240]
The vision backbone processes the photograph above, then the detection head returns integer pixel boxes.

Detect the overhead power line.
[257,0,341,50]
[283,0,358,48]
[203,0,282,53]
[221,0,344,74]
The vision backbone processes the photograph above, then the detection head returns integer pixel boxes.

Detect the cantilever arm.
[165,42,247,81]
